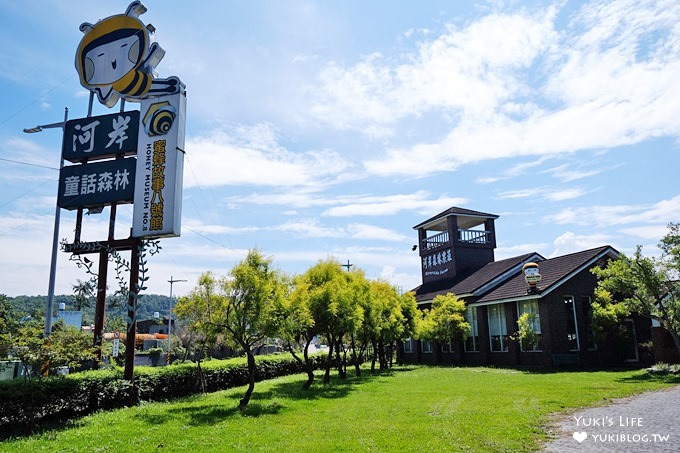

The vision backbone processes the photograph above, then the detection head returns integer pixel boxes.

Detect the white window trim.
[421,339,432,354]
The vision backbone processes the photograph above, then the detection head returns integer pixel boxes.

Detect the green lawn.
[2,366,677,452]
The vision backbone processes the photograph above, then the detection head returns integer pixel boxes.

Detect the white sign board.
[132,90,186,238]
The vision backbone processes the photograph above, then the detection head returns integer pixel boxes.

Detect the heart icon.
[573,432,587,443]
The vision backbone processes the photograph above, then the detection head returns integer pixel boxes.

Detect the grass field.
[2,365,677,452]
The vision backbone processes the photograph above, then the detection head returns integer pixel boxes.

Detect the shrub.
[0,353,324,439]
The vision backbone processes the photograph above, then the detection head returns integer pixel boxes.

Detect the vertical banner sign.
[132,90,186,238]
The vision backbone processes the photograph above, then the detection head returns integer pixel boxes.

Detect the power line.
[0,156,59,171]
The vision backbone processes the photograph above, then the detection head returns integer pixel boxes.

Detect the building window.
[464,306,479,352]
[441,340,453,353]
[421,340,432,353]
[517,299,542,351]
[488,304,508,352]
[403,337,413,353]
[564,296,580,351]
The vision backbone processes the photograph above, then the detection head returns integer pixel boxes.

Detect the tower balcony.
[421,228,493,251]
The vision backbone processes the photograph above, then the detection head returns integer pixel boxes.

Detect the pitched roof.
[413,206,498,230]
[473,246,618,304]
[412,252,542,302]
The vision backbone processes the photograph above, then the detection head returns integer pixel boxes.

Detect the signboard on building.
[62,110,140,162]
[132,91,186,238]
[57,158,136,209]
[422,248,455,283]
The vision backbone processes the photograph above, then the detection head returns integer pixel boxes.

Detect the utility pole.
[342,260,353,271]
[23,107,69,337]
[167,276,187,364]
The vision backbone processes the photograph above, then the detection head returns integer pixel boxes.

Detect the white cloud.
[311,8,558,135]
[322,191,466,217]
[273,219,407,242]
[543,187,588,202]
[497,186,588,202]
[496,242,549,260]
[184,124,351,189]
[550,231,611,258]
[546,194,680,227]
[349,1,680,178]
[542,164,602,182]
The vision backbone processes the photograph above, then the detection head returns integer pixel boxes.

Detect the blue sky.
[1,0,678,299]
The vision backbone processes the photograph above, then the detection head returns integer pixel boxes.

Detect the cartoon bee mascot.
[75,1,182,108]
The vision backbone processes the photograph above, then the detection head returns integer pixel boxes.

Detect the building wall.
[398,264,654,368]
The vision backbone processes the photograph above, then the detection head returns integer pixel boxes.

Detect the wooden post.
[92,249,108,366]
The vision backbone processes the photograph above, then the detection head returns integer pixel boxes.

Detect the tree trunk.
[323,338,334,384]
[239,350,256,411]
[335,338,347,379]
[196,357,206,393]
[371,340,377,371]
[379,341,388,370]
[350,333,361,377]
[302,337,315,390]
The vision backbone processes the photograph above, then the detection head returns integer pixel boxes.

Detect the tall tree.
[218,250,285,409]
[592,223,680,355]
[274,274,317,389]
[0,294,19,358]
[301,259,363,383]
[72,278,96,311]
[174,272,223,393]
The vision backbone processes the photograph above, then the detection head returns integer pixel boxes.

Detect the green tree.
[302,259,364,383]
[175,272,224,393]
[219,250,285,409]
[512,312,540,351]
[357,280,407,372]
[418,293,470,358]
[72,278,96,311]
[275,274,317,389]
[0,294,19,358]
[592,223,680,355]
[176,251,285,410]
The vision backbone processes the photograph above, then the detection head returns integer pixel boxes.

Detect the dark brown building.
[400,207,654,368]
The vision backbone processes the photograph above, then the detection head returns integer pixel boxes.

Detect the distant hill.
[8,294,175,326]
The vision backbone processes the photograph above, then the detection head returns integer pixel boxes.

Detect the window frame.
[403,337,413,354]
[564,295,580,351]
[488,303,509,352]
[464,306,479,352]
[516,299,542,352]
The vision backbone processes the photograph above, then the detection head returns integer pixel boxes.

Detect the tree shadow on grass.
[615,373,680,384]
[246,366,415,403]
[132,399,285,427]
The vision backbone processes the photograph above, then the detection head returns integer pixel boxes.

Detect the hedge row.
[0,353,324,439]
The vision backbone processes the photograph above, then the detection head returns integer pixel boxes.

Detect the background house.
[400,207,654,368]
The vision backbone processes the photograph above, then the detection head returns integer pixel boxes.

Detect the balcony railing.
[458,228,491,244]
[421,228,492,250]
[422,231,449,250]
